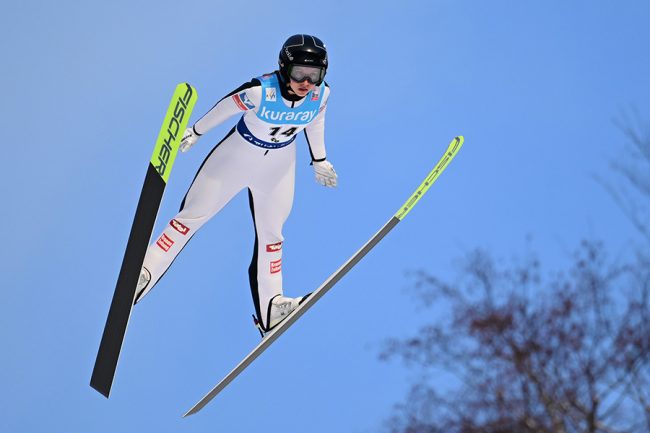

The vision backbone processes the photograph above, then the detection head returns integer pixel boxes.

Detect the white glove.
[313,160,338,187]
[180,127,200,152]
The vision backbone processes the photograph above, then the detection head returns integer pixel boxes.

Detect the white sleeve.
[304,85,330,162]
[193,81,262,135]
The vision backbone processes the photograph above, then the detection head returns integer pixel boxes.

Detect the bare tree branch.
[380,241,650,433]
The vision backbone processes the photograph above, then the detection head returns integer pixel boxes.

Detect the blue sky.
[1,1,649,432]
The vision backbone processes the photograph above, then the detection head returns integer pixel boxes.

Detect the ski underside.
[183,135,464,417]
[91,83,198,398]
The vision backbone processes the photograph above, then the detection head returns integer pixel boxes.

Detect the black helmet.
[278,34,328,85]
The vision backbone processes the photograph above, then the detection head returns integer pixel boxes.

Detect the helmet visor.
[288,65,325,85]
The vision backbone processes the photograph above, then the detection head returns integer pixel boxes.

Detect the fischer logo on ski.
[152,83,195,182]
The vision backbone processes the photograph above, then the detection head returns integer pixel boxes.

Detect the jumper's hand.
[313,160,337,188]
[180,127,200,153]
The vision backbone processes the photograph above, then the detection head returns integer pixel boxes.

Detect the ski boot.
[253,294,311,337]
[134,267,151,304]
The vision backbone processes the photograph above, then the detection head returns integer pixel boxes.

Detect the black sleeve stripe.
[193,79,261,133]
[303,130,315,161]
[216,78,262,105]
[303,130,326,164]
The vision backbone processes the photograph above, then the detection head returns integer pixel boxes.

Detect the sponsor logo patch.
[311,87,320,101]
[266,242,283,252]
[232,94,247,111]
[270,259,282,274]
[265,87,277,102]
[170,219,190,235]
[156,233,174,252]
[233,92,255,110]
[240,92,255,109]
[258,106,317,122]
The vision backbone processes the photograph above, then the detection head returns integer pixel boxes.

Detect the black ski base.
[90,163,165,397]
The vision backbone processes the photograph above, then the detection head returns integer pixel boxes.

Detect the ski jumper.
[137,72,330,330]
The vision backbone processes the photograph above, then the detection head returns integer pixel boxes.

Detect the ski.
[91,83,198,398]
[183,135,464,417]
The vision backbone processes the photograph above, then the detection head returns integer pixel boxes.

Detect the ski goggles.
[288,65,326,85]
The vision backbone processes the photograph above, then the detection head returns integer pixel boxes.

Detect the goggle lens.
[289,65,325,85]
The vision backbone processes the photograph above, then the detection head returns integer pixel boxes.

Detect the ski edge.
[182,216,399,417]
[182,135,464,416]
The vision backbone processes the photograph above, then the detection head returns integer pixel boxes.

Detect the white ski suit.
[136,71,331,330]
